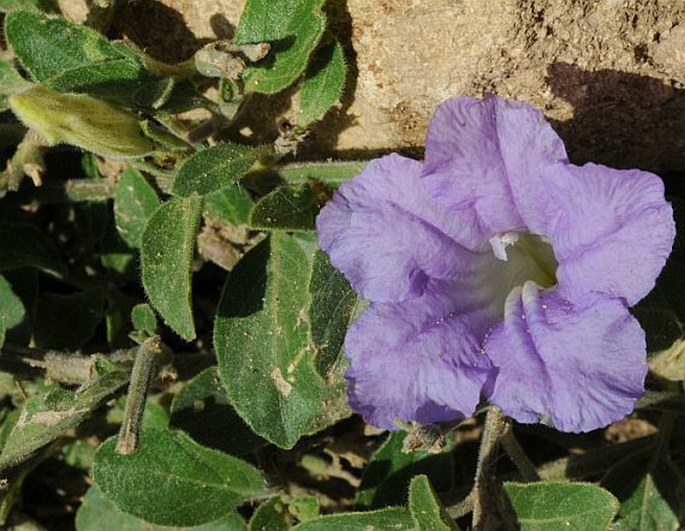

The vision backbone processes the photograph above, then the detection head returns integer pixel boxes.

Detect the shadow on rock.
[547,62,685,181]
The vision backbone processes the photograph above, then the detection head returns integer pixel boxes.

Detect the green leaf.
[76,483,247,531]
[114,169,161,248]
[141,196,202,341]
[602,447,684,530]
[170,367,266,456]
[356,431,454,509]
[214,234,321,448]
[409,475,461,531]
[309,250,358,375]
[248,497,293,530]
[274,161,365,186]
[172,144,260,197]
[205,185,254,227]
[1,268,37,345]
[5,10,152,99]
[0,369,130,470]
[503,481,620,530]
[93,428,266,527]
[0,60,31,111]
[293,508,414,530]
[298,40,346,127]
[0,223,66,277]
[236,0,326,94]
[0,0,58,13]
[0,274,25,332]
[130,303,158,337]
[249,183,322,231]
[34,288,105,349]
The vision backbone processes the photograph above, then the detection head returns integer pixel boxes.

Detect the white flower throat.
[483,231,559,316]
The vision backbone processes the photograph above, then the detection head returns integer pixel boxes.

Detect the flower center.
[481,231,558,317]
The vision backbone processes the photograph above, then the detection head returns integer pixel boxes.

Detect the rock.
[140,0,685,172]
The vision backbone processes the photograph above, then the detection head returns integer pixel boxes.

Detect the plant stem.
[471,406,508,529]
[501,425,539,482]
[0,343,131,385]
[115,336,162,455]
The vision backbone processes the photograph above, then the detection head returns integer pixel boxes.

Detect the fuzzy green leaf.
[170,367,266,456]
[214,233,321,448]
[298,40,346,127]
[603,448,684,530]
[356,431,454,509]
[93,428,266,527]
[249,183,321,231]
[172,144,260,197]
[0,369,129,470]
[409,475,461,531]
[130,303,158,336]
[0,274,25,333]
[0,0,58,13]
[141,196,202,341]
[76,484,246,531]
[503,481,620,530]
[294,508,414,530]
[0,223,66,277]
[4,10,152,99]
[308,250,358,375]
[0,60,31,111]
[205,186,254,226]
[114,169,160,248]
[236,0,326,94]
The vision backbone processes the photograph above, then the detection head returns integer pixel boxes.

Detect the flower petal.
[344,285,494,430]
[422,95,567,237]
[316,153,484,303]
[550,163,675,305]
[484,282,648,433]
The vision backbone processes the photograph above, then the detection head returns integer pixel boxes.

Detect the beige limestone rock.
[138,0,685,171]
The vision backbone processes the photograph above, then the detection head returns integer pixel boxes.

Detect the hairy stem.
[501,426,539,482]
[116,336,162,455]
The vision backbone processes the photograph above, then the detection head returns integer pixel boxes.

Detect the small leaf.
[249,183,322,231]
[356,431,454,509]
[172,143,260,197]
[236,0,326,94]
[141,196,202,341]
[0,60,31,110]
[0,369,129,470]
[503,481,619,530]
[0,274,25,331]
[298,40,346,127]
[93,428,266,527]
[248,497,293,530]
[214,233,322,448]
[5,10,152,99]
[130,303,158,336]
[0,223,66,277]
[114,169,161,248]
[170,367,266,456]
[602,447,684,530]
[408,475,461,531]
[205,185,254,226]
[293,508,414,530]
[34,289,105,349]
[309,250,358,375]
[0,0,58,13]
[76,484,247,531]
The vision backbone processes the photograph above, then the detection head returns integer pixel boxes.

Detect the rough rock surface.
[133,0,685,172]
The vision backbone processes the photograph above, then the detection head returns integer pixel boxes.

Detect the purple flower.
[316,95,675,433]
